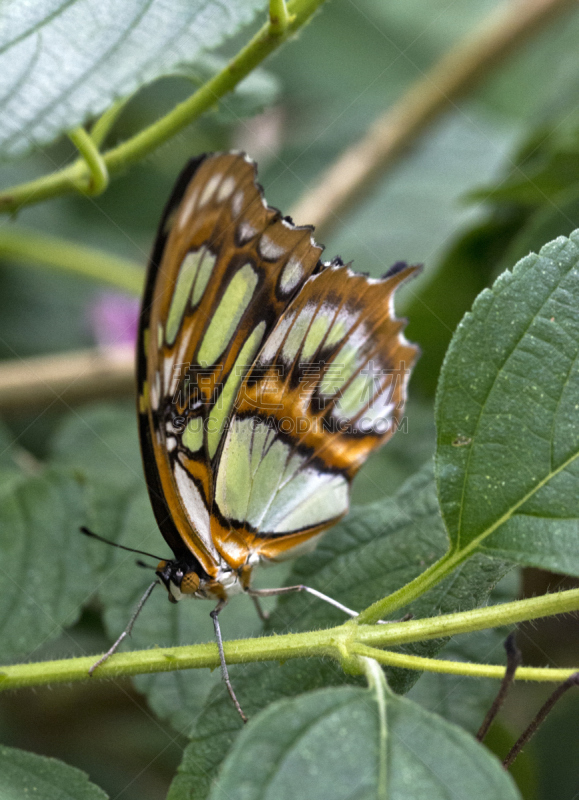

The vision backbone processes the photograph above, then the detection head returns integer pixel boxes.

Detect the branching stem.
[0,0,325,214]
[68,127,109,195]
[269,0,294,34]
[2,585,579,692]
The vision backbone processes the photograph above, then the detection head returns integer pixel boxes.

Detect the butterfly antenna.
[80,526,165,561]
[136,559,157,570]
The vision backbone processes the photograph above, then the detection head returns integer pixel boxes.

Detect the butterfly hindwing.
[211,259,419,563]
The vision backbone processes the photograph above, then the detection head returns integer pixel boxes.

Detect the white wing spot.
[259,234,286,260]
[218,175,236,202]
[238,219,258,244]
[198,174,222,208]
[232,190,244,218]
[178,187,199,231]
[280,256,303,293]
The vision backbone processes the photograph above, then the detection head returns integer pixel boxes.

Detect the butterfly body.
[137,152,419,606]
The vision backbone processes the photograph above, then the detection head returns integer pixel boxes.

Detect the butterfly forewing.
[138,153,325,577]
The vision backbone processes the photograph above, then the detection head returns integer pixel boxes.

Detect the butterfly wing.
[212,260,419,565]
[138,152,325,577]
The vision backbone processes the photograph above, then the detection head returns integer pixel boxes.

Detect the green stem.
[0,226,144,293]
[361,657,388,799]
[351,644,576,682]
[3,586,579,692]
[356,549,462,624]
[357,586,579,646]
[269,0,294,34]
[0,628,327,690]
[0,0,325,214]
[68,127,109,195]
[90,98,129,149]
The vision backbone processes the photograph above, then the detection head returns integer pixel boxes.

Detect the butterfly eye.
[180,572,201,594]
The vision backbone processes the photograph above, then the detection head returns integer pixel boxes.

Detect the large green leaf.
[50,403,143,488]
[0,744,108,800]
[0,469,90,660]
[205,678,520,800]
[169,466,510,799]
[0,0,268,159]
[351,397,436,505]
[436,230,579,572]
[50,403,144,571]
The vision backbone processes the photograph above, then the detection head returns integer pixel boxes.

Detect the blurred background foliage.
[1,1,579,798]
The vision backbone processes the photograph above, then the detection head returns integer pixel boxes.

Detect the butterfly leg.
[89,579,159,675]
[210,600,248,723]
[250,594,270,622]
[248,585,358,618]
[248,586,412,624]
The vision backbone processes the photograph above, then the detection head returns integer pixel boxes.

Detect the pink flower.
[89,292,139,350]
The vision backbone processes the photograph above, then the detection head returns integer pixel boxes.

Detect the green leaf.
[50,404,142,486]
[0,0,268,159]
[436,229,579,573]
[168,656,354,800]
[467,122,579,208]
[50,403,144,570]
[206,680,520,800]
[0,744,108,800]
[0,469,90,660]
[169,466,510,799]
[273,465,508,643]
[351,397,436,505]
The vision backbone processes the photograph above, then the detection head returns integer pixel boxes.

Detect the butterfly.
[86,152,419,720]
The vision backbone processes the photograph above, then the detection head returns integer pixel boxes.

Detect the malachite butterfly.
[90,152,419,720]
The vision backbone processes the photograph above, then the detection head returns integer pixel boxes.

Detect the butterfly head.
[155,557,241,602]
[156,558,203,603]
